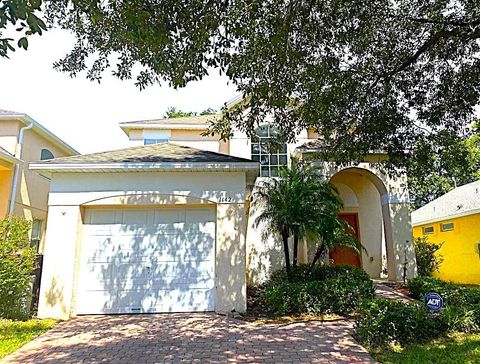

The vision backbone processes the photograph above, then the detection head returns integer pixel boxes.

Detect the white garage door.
[76,206,216,314]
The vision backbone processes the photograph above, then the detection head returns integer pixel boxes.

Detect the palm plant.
[254,158,363,277]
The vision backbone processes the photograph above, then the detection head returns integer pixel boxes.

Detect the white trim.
[29,161,259,173]
[0,114,79,155]
[121,123,208,131]
[412,208,480,226]
[0,149,22,165]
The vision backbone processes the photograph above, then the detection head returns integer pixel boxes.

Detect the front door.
[329,213,361,267]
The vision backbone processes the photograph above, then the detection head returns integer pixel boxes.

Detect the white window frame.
[250,125,288,177]
[423,226,434,235]
[440,222,454,232]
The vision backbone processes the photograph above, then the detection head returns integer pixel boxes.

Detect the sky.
[0,30,237,154]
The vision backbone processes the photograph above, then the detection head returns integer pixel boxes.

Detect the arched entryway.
[329,167,395,279]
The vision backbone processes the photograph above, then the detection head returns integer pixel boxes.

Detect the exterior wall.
[0,119,21,155]
[37,171,248,319]
[413,214,480,284]
[0,167,14,218]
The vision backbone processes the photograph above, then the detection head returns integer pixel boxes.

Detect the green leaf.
[17,37,28,50]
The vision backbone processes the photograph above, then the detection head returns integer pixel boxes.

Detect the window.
[441,222,454,232]
[40,149,54,160]
[30,220,43,252]
[423,226,434,234]
[250,125,288,177]
[144,139,169,145]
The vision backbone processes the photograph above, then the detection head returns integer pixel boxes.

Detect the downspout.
[8,121,33,214]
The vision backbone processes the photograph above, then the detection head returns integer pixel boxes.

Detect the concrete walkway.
[3,313,376,364]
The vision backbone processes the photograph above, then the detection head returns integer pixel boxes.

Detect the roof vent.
[457,204,464,210]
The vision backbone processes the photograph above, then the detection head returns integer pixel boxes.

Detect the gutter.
[29,161,260,173]
[9,121,33,214]
[0,113,79,155]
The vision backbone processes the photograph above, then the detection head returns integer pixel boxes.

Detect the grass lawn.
[0,319,57,359]
[373,332,480,364]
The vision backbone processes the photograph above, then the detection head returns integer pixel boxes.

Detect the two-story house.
[31,107,415,320]
[0,109,78,251]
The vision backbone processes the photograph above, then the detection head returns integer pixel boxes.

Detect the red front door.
[329,213,361,267]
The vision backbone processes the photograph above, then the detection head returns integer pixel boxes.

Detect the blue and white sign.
[424,292,444,312]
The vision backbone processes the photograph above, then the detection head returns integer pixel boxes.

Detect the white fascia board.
[0,114,79,155]
[29,161,260,173]
[411,208,480,226]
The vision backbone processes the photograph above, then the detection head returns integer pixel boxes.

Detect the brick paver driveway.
[3,314,376,364]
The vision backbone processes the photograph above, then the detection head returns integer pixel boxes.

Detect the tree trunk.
[293,229,299,267]
[308,240,327,274]
[281,227,291,275]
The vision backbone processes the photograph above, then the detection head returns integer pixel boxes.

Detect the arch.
[329,166,396,280]
[334,183,359,208]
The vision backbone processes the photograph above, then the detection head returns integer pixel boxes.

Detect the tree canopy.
[3,1,480,183]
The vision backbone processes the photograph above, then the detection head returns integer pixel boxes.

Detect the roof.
[411,180,480,225]
[119,115,219,134]
[0,146,22,165]
[0,109,79,155]
[30,142,259,174]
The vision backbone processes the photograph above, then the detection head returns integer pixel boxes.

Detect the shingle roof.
[35,142,255,165]
[0,108,23,115]
[411,180,480,225]
[120,114,219,126]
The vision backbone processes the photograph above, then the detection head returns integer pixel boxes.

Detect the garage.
[76,206,216,314]
[32,142,258,319]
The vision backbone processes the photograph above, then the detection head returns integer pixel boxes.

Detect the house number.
[219,196,233,203]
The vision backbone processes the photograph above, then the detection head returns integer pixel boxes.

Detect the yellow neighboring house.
[412,180,480,285]
[0,109,78,252]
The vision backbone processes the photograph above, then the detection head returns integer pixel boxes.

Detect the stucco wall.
[0,168,13,218]
[38,171,249,319]
[0,119,20,155]
[413,214,480,284]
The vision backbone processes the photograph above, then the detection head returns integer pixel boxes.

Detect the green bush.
[354,299,448,348]
[262,264,374,315]
[413,236,444,277]
[408,277,480,332]
[0,217,35,320]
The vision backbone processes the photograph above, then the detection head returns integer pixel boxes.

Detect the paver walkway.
[3,313,376,364]
[375,283,415,303]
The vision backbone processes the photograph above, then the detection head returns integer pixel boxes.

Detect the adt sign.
[424,292,444,312]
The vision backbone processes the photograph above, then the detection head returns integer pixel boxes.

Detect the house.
[412,180,480,284]
[0,109,78,251]
[31,111,415,320]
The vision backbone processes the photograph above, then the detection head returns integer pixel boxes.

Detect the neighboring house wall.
[38,171,248,319]
[413,214,480,284]
[1,116,77,252]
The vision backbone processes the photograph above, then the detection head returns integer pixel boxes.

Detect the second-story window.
[250,125,288,177]
[40,148,54,160]
[144,139,169,145]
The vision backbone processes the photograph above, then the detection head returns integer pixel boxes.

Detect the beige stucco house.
[0,109,78,250]
[32,110,416,320]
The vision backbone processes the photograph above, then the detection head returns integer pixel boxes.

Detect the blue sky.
[0,29,237,154]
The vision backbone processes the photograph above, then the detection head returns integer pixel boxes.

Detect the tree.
[0,216,35,320]
[413,237,444,277]
[408,122,480,209]
[254,158,361,276]
[0,0,46,57]
[39,0,480,172]
[163,107,196,119]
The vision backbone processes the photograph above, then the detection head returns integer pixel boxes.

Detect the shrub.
[262,264,374,315]
[354,299,447,348]
[407,276,480,333]
[413,236,444,277]
[0,217,35,320]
